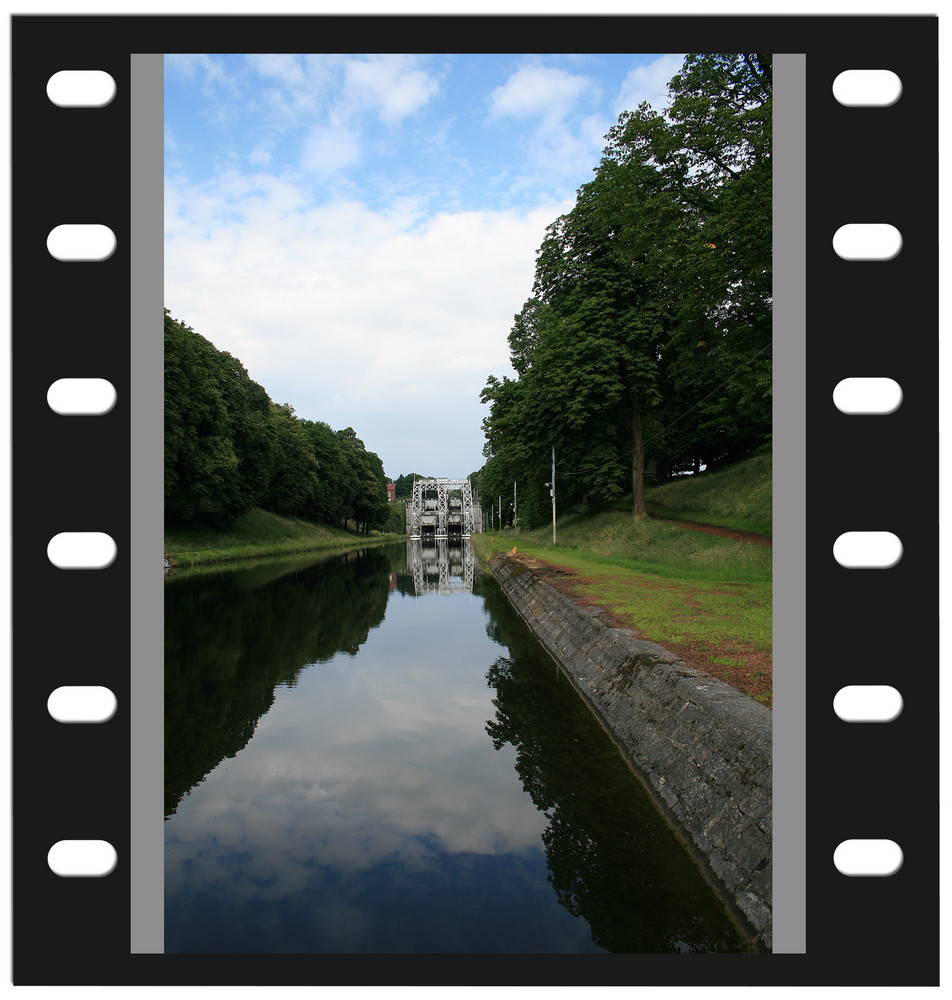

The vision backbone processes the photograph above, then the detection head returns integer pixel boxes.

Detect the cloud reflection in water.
[165,588,599,953]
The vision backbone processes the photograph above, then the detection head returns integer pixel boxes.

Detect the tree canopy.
[479,54,772,526]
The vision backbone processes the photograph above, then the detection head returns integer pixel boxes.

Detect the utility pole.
[498,496,502,530]
[513,480,517,529]
[551,444,556,545]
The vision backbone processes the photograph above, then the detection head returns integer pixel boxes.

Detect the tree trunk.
[630,388,647,517]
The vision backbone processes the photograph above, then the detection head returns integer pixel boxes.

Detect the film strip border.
[806,17,938,985]
[10,14,938,987]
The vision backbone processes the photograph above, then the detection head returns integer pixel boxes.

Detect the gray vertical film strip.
[130,51,164,954]
[771,53,806,953]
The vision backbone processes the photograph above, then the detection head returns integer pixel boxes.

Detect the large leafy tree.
[336,427,389,533]
[603,53,773,472]
[533,162,675,516]
[479,53,772,519]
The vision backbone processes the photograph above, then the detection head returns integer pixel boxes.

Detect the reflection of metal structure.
[407,538,475,595]
[407,477,482,538]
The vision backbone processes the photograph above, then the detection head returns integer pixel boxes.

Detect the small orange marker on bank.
[512,546,517,553]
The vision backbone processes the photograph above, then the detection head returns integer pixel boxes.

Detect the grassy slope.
[644,452,772,536]
[165,507,402,567]
[473,453,773,706]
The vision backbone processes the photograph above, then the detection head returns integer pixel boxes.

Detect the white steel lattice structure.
[407,477,481,538]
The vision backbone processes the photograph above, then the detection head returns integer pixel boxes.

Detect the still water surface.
[164,540,746,954]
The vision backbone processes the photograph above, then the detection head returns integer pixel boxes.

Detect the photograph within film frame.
[11,13,938,987]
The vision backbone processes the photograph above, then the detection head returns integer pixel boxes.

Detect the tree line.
[388,472,481,501]
[165,309,396,533]
[391,473,428,500]
[478,54,772,530]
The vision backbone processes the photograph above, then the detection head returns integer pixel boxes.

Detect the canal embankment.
[165,506,404,568]
[486,549,773,951]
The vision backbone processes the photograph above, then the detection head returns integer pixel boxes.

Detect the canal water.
[164,540,746,954]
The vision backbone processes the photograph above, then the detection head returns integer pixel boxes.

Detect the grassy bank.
[644,452,772,536]
[165,507,403,568]
[502,506,771,582]
[472,473,772,707]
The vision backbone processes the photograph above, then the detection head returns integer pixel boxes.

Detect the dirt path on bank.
[648,514,772,547]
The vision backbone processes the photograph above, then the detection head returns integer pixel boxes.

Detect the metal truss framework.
[408,477,481,537]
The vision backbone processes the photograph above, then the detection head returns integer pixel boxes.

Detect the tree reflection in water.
[164,547,396,818]
[480,580,748,954]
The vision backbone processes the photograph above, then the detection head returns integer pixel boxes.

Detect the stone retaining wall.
[488,551,773,950]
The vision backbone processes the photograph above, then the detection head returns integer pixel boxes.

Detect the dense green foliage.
[479,54,772,528]
[165,310,393,532]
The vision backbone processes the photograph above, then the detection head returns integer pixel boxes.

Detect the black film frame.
[11,13,938,988]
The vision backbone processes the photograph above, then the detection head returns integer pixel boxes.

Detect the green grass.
[474,529,770,636]
[499,506,771,584]
[472,468,773,707]
[165,507,402,567]
[644,452,772,536]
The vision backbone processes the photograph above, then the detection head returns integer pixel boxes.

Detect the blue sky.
[164,52,684,479]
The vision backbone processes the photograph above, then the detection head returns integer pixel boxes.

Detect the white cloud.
[247,52,310,91]
[165,52,217,82]
[165,52,239,106]
[489,65,591,124]
[248,144,272,167]
[300,121,362,177]
[245,53,345,127]
[615,53,685,115]
[164,168,569,474]
[232,55,442,186]
[343,54,440,126]
[483,65,610,201]
[165,606,550,909]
